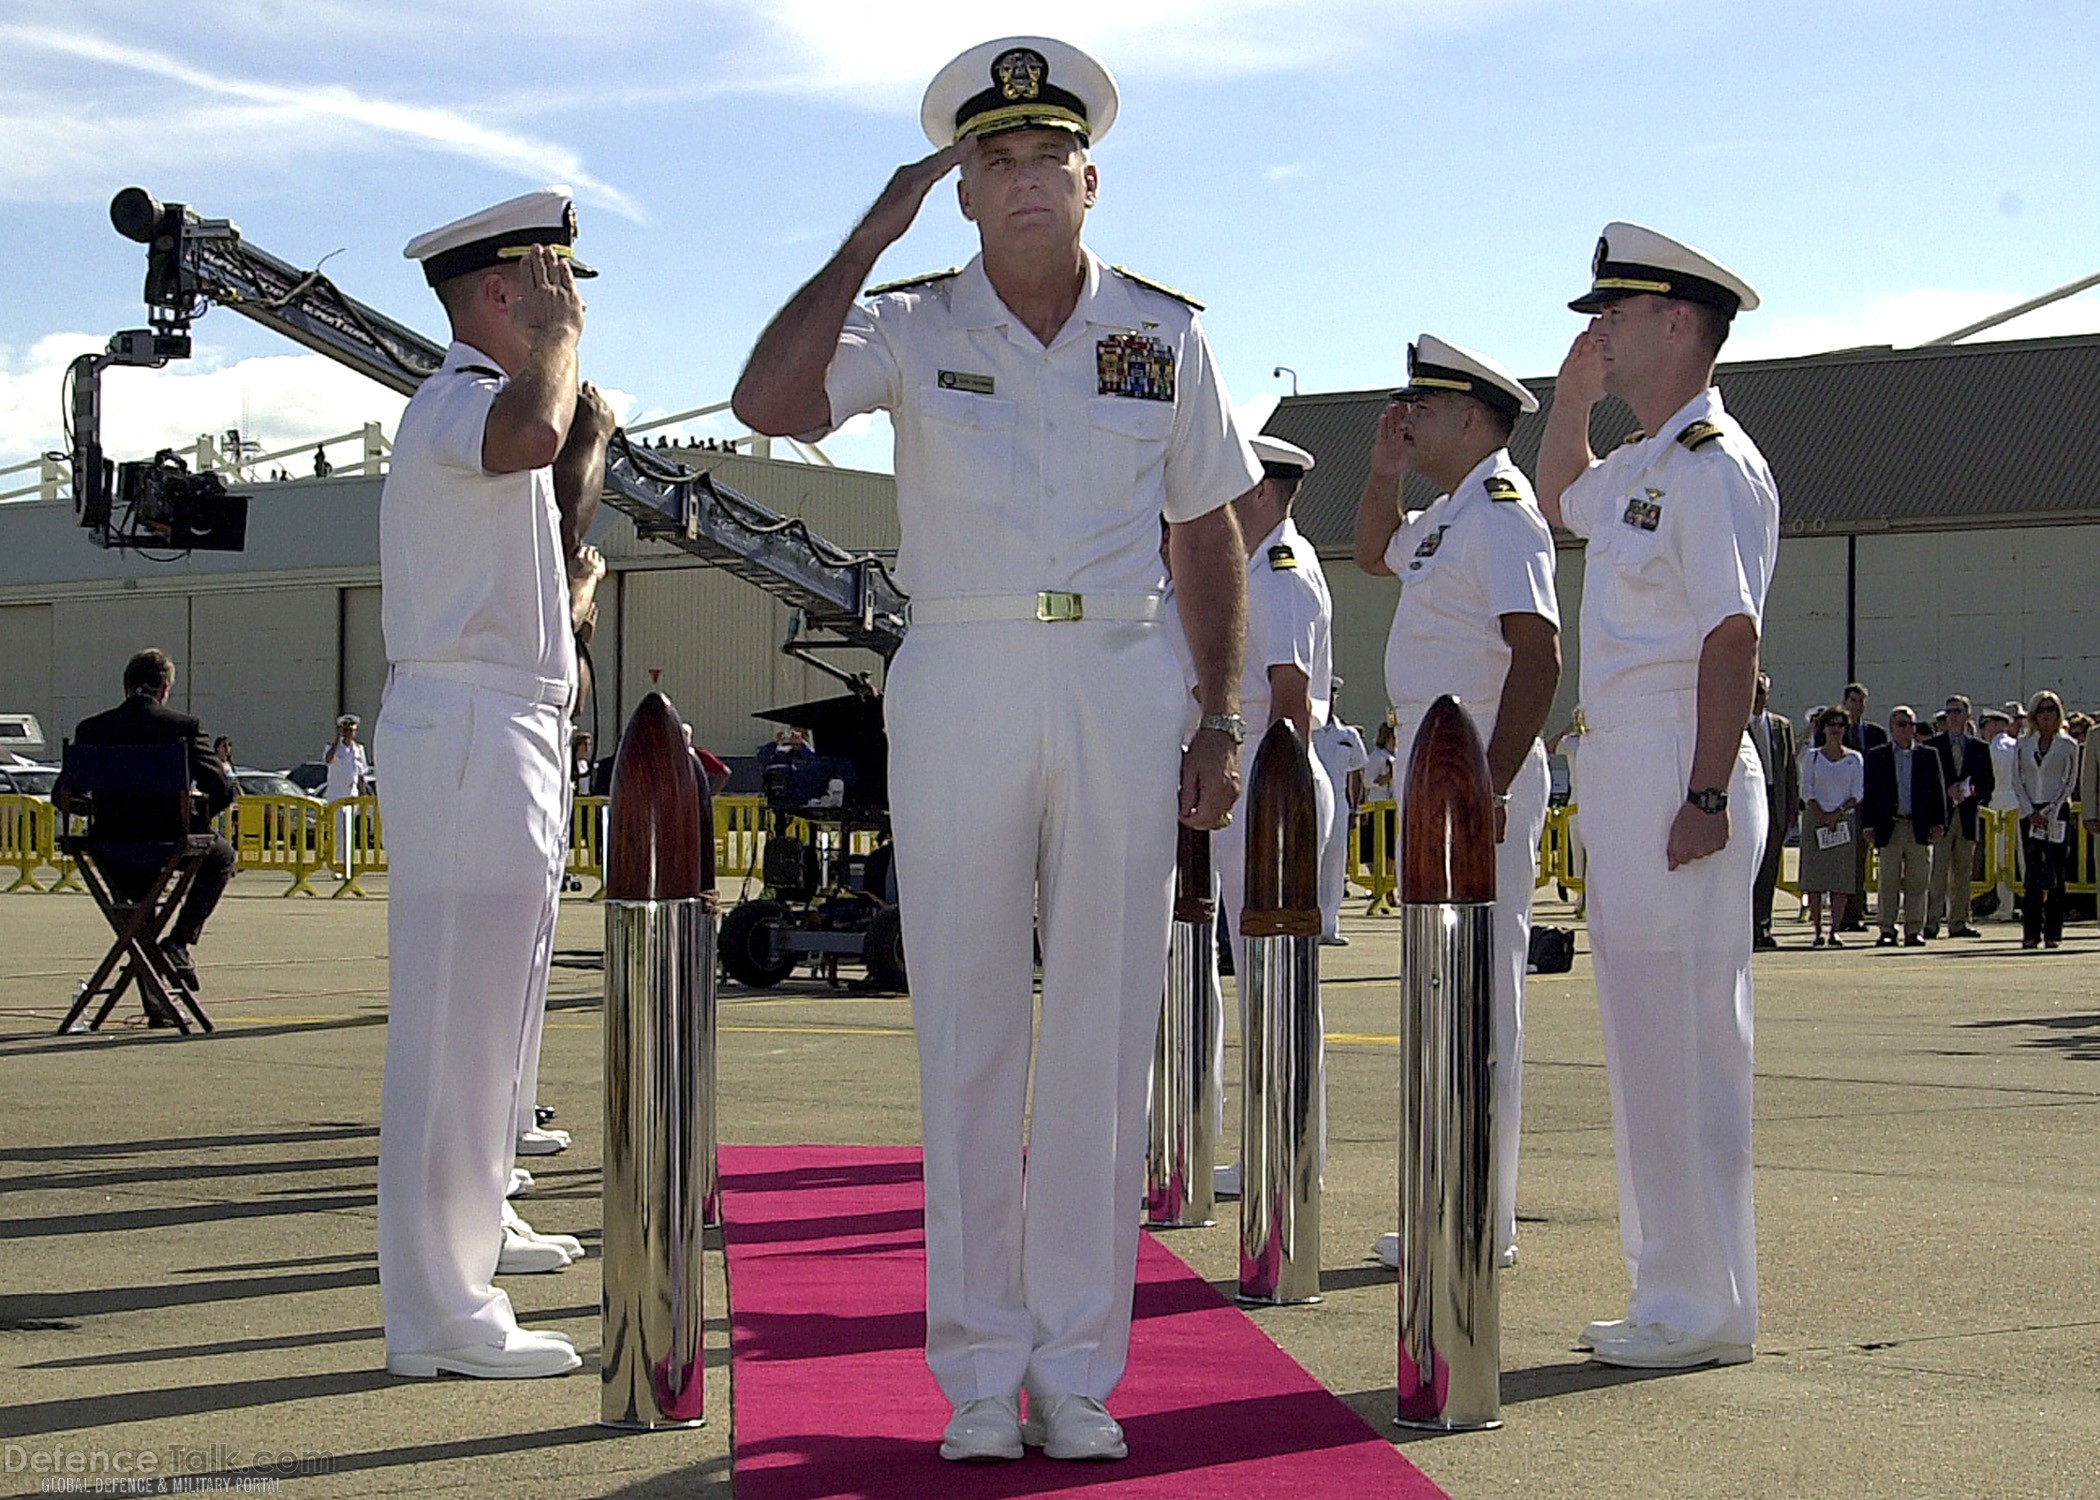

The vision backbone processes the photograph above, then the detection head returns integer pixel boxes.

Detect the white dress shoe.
[1372,1231,1400,1269]
[501,1204,585,1260]
[496,1226,572,1275]
[938,1396,1022,1462]
[1319,933,1349,946]
[1587,1322,1753,1369]
[1578,1316,1631,1350]
[507,1167,535,1198]
[1212,1162,1241,1198]
[387,1328,581,1379]
[1498,1243,1519,1269]
[1022,1393,1127,1461]
[515,1127,571,1156]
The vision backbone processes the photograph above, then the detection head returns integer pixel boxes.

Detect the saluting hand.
[855,141,978,251]
[511,244,586,348]
[1369,402,1412,481]
[1555,330,1608,412]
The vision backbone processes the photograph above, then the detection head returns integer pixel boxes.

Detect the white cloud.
[0,335,405,480]
[0,24,639,216]
[1264,164,1308,182]
[1728,286,2100,362]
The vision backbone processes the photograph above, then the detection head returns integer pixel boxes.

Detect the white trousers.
[375,674,568,1353]
[1390,716,1549,1259]
[1578,708,1764,1345]
[884,619,1185,1404]
[512,779,571,1138]
[1317,770,1353,940]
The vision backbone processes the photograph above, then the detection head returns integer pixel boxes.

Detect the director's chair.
[54,741,216,1035]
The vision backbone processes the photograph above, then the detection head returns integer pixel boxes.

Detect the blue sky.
[5,0,2099,478]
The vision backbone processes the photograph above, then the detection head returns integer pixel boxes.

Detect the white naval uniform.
[821,251,1260,1403]
[1213,517,1335,983]
[375,341,575,1356]
[1382,450,1559,1259]
[1560,388,1777,1346]
[1310,720,1369,939]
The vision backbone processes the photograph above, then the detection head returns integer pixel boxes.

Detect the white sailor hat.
[1570,221,1757,317]
[402,186,596,288]
[337,714,359,728]
[1250,434,1316,478]
[1391,334,1540,418]
[922,37,1119,149]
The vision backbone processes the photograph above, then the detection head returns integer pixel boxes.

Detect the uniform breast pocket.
[1597,523,1671,627]
[915,386,1017,508]
[1086,395,1174,506]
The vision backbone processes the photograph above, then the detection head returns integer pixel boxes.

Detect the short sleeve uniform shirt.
[1382,449,1559,738]
[1242,517,1333,731]
[820,251,1260,600]
[380,341,576,690]
[1558,389,1778,707]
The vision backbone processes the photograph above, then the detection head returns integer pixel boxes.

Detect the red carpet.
[721,1144,1449,1500]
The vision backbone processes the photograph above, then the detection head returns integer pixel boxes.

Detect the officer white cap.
[1570,221,1758,317]
[402,186,597,288]
[337,714,359,728]
[1391,334,1540,418]
[922,37,1119,149]
[1250,434,1316,479]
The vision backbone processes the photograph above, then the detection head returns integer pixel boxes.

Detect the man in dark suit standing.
[1838,683,1887,929]
[1860,704,1947,946]
[1748,672,1799,949]
[1926,694,1994,938]
[68,649,236,988]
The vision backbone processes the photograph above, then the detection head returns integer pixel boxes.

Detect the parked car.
[234,769,321,802]
[0,764,58,799]
[281,760,378,797]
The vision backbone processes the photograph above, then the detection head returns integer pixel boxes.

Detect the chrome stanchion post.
[1394,694,1501,1431]
[601,692,714,1430]
[1237,720,1324,1305]
[1148,822,1220,1228]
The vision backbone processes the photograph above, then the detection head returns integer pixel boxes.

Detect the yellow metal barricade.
[0,794,52,892]
[715,795,767,878]
[569,794,608,894]
[327,796,385,897]
[1539,804,1583,894]
[1350,803,1398,914]
[231,794,327,896]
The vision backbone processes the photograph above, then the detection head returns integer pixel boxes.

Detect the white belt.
[1582,688,1701,732]
[390,660,573,708]
[908,591,1165,625]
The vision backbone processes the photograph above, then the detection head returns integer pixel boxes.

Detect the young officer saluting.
[733,36,1255,1464]
[376,188,612,1381]
[1535,223,1778,1371]
[1354,335,1561,1275]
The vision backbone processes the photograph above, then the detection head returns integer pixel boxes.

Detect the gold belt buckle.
[1036,590,1083,622]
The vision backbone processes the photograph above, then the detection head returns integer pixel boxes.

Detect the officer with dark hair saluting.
[375,187,610,1382]
[1536,223,1778,1372]
[734,35,1257,1465]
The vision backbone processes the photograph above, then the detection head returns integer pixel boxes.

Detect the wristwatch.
[1198,712,1247,745]
[1686,787,1729,815]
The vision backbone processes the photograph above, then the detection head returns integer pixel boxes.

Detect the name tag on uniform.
[1622,494,1663,531]
[1097,333,1176,401]
[937,370,996,395]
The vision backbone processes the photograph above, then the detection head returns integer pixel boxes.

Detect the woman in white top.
[1798,705,1865,947]
[2013,690,2080,950]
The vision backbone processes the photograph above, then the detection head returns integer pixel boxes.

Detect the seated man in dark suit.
[1859,704,1949,946]
[68,649,236,988]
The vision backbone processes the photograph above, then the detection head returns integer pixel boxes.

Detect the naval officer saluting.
[1536,223,1778,1370]
[376,188,610,1380]
[1352,335,1561,1274]
[734,36,1255,1463]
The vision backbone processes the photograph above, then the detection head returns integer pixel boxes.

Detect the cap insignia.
[994,48,1047,102]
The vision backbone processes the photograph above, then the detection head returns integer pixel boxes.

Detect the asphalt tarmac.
[2,880,2095,1498]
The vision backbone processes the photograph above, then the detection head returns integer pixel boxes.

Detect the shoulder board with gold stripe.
[1110,265,1204,309]
[1677,420,1725,451]
[1267,543,1298,572]
[456,363,503,379]
[1483,475,1524,502]
[1617,428,1647,448]
[864,267,961,297]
